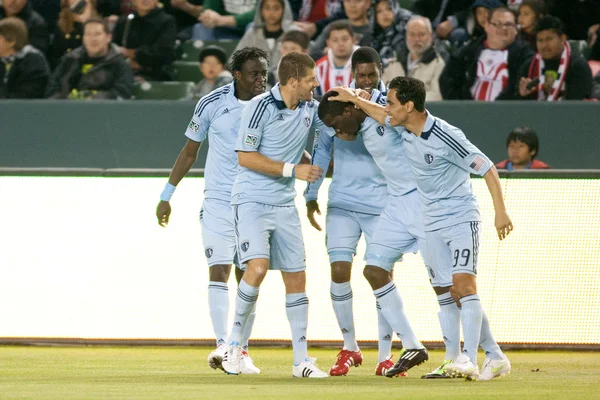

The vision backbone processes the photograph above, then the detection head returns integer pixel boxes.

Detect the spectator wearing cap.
[0,0,49,53]
[467,0,502,42]
[190,45,233,100]
[517,0,546,50]
[496,127,550,170]
[518,16,593,100]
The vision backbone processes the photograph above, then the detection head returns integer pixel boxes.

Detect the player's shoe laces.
[421,360,454,379]
[207,344,227,371]
[292,358,328,378]
[375,356,407,377]
[478,356,511,381]
[240,350,261,374]
[329,349,363,376]
[445,353,480,380]
[385,348,429,378]
[222,343,243,375]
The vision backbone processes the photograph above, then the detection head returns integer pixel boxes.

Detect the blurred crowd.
[1,0,599,100]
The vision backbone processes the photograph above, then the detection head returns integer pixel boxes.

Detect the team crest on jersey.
[205,248,213,258]
[188,120,200,133]
[377,126,385,136]
[244,134,259,148]
[241,241,250,252]
[303,116,311,127]
[424,154,434,164]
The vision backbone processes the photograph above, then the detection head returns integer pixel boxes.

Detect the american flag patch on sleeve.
[470,156,486,171]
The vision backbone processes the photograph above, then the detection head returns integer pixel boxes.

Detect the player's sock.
[208,281,229,346]
[330,281,359,352]
[285,292,309,365]
[460,294,483,364]
[376,301,393,362]
[480,311,504,361]
[437,292,461,361]
[241,303,257,351]
[228,279,259,345]
[374,282,423,349]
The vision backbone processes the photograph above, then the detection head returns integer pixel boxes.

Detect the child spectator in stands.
[267,29,308,87]
[0,0,49,53]
[496,127,550,170]
[112,0,176,81]
[46,18,133,99]
[192,0,257,40]
[49,0,99,69]
[519,16,593,100]
[190,45,232,100]
[467,0,501,42]
[315,20,358,96]
[0,17,49,98]
[370,0,411,66]
[517,0,546,49]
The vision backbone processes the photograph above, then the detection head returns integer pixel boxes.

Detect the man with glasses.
[440,6,534,100]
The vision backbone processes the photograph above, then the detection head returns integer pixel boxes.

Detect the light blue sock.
[376,301,393,362]
[208,281,229,347]
[330,281,359,352]
[460,294,483,364]
[437,292,461,361]
[374,282,422,349]
[241,303,257,351]
[286,292,309,365]
[480,311,504,361]
[227,279,258,345]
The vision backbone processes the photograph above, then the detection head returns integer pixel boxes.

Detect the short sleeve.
[185,94,216,142]
[235,97,271,152]
[441,127,493,176]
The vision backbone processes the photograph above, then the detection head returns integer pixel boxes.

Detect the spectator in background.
[0,17,49,98]
[46,18,132,99]
[315,20,357,96]
[370,0,412,65]
[0,0,49,53]
[383,16,444,100]
[517,0,546,49]
[233,0,297,68]
[496,127,550,170]
[191,0,257,40]
[113,0,176,81]
[519,16,593,100]
[292,0,343,39]
[268,29,308,87]
[466,0,502,43]
[309,0,371,61]
[588,23,600,61]
[162,0,204,41]
[190,45,232,100]
[440,7,534,100]
[411,0,473,46]
[49,0,99,69]
[506,0,522,12]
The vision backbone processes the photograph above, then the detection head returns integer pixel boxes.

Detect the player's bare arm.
[329,86,387,125]
[483,165,513,240]
[305,200,322,231]
[156,139,201,227]
[238,151,324,183]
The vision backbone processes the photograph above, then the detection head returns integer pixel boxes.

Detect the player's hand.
[156,201,171,227]
[306,200,322,231]
[356,89,370,100]
[293,164,323,183]
[328,86,358,103]
[519,77,535,97]
[495,211,513,240]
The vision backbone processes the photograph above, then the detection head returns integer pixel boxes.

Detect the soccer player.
[156,47,269,374]
[221,52,330,378]
[304,47,393,377]
[329,77,513,381]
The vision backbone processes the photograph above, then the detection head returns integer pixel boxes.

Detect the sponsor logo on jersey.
[188,120,200,133]
[244,134,259,148]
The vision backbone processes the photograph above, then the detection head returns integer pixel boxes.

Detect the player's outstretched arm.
[328,86,387,125]
[483,165,513,240]
[238,151,324,183]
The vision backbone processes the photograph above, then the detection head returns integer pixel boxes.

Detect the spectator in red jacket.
[496,126,550,170]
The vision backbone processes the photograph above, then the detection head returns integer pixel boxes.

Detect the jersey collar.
[270,83,288,110]
[420,110,436,140]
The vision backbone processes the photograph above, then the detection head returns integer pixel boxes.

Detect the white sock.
[330,281,359,352]
[241,303,256,351]
[460,294,483,364]
[208,281,229,347]
[285,292,309,365]
[437,292,461,361]
[480,311,504,361]
[374,282,422,349]
[376,301,393,362]
[227,279,259,346]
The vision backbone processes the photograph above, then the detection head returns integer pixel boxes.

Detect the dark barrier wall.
[1,101,599,168]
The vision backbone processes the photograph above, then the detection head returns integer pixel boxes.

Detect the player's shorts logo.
[377,126,385,136]
[188,120,200,133]
[241,241,250,252]
[244,134,259,148]
[304,117,311,127]
[205,248,213,258]
[424,154,434,164]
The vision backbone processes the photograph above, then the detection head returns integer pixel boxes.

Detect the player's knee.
[452,274,477,298]
[330,261,352,283]
[363,265,389,288]
[209,265,232,282]
[247,260,269,280]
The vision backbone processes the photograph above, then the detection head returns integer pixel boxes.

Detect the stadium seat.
[172,61,203,82]
[568,40,589,59]
[177,40,239,62]
[132,81,195,100]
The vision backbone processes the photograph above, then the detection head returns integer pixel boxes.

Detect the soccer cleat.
[207,344,227,371]
[385,348,429,378]
[329,349,363,376]
[421,360,454,379]
[376,356,407,377]
[240,350,261,374]
[222,343,243,375]
[292,358,329,378]
[445,353,480,380]
[478,356,511,381]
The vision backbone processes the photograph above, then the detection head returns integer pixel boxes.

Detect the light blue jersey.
[231,83,329,206]
[349,79,387,94]
[398,112,493,231]
[185,82,244,202]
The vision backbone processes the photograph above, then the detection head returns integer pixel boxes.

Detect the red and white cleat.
[329,349,364,376]
[375,356,407,377]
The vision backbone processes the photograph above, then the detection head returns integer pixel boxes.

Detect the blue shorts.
[233,202,306,273]
[326,207,379,264]
[200,198,238,268]
[426,221,480,278]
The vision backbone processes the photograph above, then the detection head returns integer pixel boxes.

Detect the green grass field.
[0,347,598,399]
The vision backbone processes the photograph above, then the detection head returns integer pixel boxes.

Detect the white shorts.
[233,202,306,273]
[326,207,379,264]
[426,221,480,278]
[200,198,238,267]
